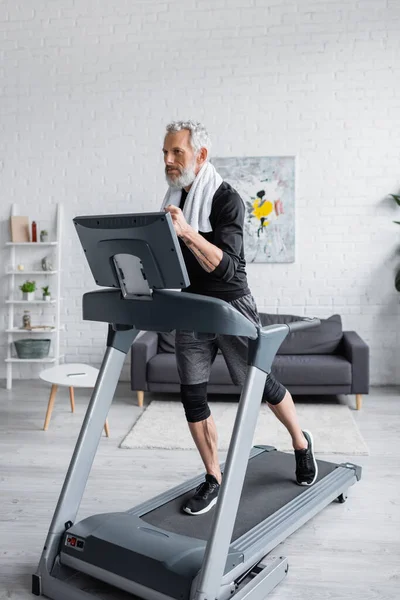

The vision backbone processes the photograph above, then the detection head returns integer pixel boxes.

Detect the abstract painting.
[212,156,295,263]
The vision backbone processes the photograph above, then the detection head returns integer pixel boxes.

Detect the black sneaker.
[182,474,220,515]
[295,430,318,486]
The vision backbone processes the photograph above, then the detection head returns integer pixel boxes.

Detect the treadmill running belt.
[141,450,337,542]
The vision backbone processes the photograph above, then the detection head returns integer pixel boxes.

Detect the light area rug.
[120,401,369,455]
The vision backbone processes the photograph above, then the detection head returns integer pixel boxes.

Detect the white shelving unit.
[5,204,63,389]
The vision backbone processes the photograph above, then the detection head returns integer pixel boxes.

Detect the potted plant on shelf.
[42,285,51,301]
[40,230,49,242]
[392,194,400,291]
[19,280,36,301]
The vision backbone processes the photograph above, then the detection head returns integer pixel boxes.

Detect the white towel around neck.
[161,161,223,233]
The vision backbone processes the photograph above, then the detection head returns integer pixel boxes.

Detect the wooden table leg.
[43,384,58,431]
[69,386,75,413]
[356,394,362,410]
[137,391,144,408]
[104,419,110,438]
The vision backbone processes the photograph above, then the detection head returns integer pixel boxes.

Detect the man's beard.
[165,162,197,189]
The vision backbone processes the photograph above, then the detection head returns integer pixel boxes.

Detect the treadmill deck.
[141,449,337,542]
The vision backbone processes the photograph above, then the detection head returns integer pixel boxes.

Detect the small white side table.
[40,363,110,437]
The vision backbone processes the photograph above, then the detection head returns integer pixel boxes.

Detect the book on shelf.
[10,216,30,242]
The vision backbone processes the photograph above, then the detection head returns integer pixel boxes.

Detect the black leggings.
[181,373,286,423]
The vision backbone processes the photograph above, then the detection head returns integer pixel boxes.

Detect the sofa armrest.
[130,331,159,391]
[341,331,369,394]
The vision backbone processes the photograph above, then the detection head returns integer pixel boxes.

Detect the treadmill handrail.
[260,317,321,335]
[82,288,259,339]
[284,316,320,333]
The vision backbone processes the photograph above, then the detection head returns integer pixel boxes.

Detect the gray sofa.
[130,313,369,410]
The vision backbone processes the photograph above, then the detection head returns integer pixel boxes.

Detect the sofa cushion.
[147,353,351,387]
[148,353,233,384]
[158,331,176,353]
[271,354,352,386]
[259,313,342,355]
[148,353,177,382]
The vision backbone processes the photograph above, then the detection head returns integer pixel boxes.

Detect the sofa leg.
[355,394,362,410]
[137,391,144,408]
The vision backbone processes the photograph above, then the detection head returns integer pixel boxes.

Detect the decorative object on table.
[10,216,30,242]
[211,156,295,263]
[391,193,400,291]
[22,310,31,329]
[42,285,51,301]
[17,264,24,271]
[19,280,36,301]
[41,257,53,271]
[14,338,51,359]
[31,221,37,242]
[40,230,49,243]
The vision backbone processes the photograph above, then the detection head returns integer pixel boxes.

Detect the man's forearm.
[180,228,223,273]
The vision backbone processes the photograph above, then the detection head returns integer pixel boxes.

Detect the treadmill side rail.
[232,465,360,555]
[34,333,137,597]
[191,366,267,600]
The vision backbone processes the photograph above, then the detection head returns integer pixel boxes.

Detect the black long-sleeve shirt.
[179,181,250,301]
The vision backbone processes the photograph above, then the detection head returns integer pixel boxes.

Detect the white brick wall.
[1,0,399,385]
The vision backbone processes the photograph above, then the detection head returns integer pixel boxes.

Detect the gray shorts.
[175,293,262,387]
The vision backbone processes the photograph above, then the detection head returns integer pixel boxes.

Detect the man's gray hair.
[165,120,212,156]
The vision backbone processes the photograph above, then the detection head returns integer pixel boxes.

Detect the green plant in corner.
[19,280,36,293]
[391,194,400,291]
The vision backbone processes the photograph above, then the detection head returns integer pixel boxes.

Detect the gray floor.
[0,381,399,600]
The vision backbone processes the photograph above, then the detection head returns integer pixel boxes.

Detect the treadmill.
[33,211,362,600]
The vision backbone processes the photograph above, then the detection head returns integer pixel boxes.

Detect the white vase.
[43,295,51,302]
[22,292,35,301]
